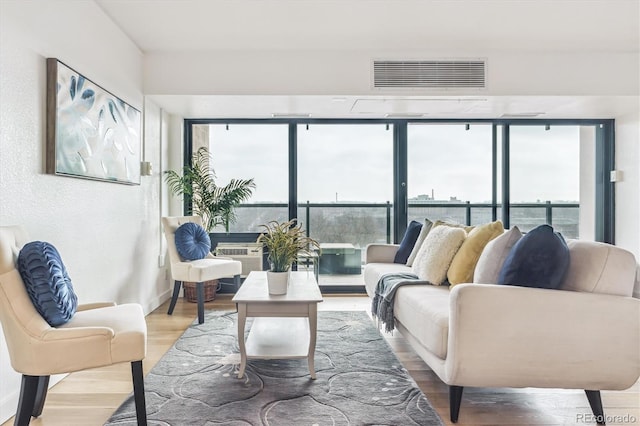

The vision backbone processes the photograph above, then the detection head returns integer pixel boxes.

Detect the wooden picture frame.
[46,58,141,185]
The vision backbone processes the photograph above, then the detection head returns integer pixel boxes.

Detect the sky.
[205,123,582,204]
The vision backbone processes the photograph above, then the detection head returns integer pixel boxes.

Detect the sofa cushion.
[474,226,522,284]
[448,220,505,286]
[406,219,433,266]
[364,262,414,297]
[561,240,637,296]
[498,224,569,289]
[17,241,78,327]
[394,220,423,264]
[412,225,466,285]
[394,285,451,359]
[175,222,211,261]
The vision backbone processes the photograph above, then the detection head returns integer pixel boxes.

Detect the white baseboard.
[142,288,172,315]
[0,374,66,424]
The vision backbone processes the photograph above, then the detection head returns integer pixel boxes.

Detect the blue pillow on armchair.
[394,220,423,264]
[17,241,78,327]
[175,222,211,261]
[497,224,570,289]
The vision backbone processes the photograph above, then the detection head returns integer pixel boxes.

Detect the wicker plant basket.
[183,280,218,303]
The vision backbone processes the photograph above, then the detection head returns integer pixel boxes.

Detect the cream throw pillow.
[412,225,466,285]
[473,226,522,284]
[447,220,505,286]
[406,218,433,266]
[432,219,475,234]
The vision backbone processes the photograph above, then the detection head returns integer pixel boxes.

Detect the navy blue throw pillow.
[175,222,211,261]
[497,224,570,289]
[17,241,78,327]
[394,220,423,264]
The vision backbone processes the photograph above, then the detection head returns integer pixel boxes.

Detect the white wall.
[579,127,596,242]
[143,49,639,96]
[615,108,640,258]
[0,1,169,422]
[167,114,186,216]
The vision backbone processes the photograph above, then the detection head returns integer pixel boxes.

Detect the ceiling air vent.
[373,59,486,89]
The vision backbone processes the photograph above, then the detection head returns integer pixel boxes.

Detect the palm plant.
[257,219,321,272]
[164,147,256,232]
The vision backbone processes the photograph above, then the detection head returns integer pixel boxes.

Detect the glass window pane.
[510,126,579,203]
[193,124,289,232]
[407,123,493,225]
[297,124,394,275]
[509,125,582,238]
[297,124,393,203]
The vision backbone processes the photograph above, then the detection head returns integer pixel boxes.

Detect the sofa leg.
[14,375,40,426]
[131,361,147,426]
[167,280,182,315]
[32,375,50,417]
[585,390,605,425]
[449,385,464,423]
[196,281,205,324]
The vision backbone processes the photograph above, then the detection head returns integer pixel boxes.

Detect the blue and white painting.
[49,59,141,184]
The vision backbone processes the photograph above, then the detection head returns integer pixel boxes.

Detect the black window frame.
[183,118,616,292]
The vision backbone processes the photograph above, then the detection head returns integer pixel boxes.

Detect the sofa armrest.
[77,302,117,311]
[445,284,640,389]
[365,244,400,264]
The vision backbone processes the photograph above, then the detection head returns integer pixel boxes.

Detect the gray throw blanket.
[371,272,423,333]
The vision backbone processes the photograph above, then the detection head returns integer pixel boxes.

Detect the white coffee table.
[232,271,323,379]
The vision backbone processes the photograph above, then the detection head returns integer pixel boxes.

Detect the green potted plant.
[164,147,256,233]
[257,219,320,294]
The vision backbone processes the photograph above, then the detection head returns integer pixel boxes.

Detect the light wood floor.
[3,295,638,426]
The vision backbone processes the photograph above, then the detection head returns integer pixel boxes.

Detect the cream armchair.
[162,216,242,324]
[0,226,147,426]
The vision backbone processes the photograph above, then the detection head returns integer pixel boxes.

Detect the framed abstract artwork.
[46,58,141,185]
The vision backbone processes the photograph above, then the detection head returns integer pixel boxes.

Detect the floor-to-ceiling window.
[184,119,613,292]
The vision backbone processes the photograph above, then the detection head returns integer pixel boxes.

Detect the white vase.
[267,271,289,295]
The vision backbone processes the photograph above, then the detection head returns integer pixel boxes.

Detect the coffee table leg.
[308,304,317,379]
[237,303,247,378]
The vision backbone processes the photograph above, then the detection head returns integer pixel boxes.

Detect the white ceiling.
[96,0,639,53]
[95,0,640,119]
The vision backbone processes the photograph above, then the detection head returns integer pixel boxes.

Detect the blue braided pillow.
[17,241,78,326]
[175,222,211,261]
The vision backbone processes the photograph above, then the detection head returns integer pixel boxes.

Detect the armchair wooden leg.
[449,385,464,423]
[234,274,241,292]
[32,376,50,417]
[131,361,147,426]
[15,375,40,426]
[196,282,205,324]
[167,280,182,315]
[585,390,606,425]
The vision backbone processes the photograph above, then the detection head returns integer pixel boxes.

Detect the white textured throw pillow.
[406,218,433,266]
[412,225,466,285]
[473,226,522,284]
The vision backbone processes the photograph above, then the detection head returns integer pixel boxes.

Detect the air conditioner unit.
[215,243,263,277]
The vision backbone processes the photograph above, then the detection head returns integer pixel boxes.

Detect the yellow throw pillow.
[447,220,505,286]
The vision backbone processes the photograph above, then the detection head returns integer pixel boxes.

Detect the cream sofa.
[364,239,640,423]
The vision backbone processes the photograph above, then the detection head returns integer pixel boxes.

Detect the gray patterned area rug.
[105,310,443,426]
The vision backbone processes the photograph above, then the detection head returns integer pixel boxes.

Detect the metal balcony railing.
[234,201,580,242]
